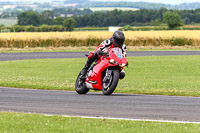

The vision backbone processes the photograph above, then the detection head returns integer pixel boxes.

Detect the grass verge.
[0,46,200,53]
[0,56,200,96]
[0,112,199,133]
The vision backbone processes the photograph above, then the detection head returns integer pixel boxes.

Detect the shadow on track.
[82,92,141,97]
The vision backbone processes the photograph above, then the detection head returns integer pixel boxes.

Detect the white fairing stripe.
[86,82,93,89]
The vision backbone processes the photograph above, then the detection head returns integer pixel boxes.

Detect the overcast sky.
[4,0,200,5]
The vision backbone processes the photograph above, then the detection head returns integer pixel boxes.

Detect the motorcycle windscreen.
[112,48,123,59]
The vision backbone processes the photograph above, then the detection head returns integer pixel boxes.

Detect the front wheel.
[102,70,119,95]
[75,72,89,94]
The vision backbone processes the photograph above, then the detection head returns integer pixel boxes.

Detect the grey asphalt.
[0,51,200,61]
[0,87,200,122]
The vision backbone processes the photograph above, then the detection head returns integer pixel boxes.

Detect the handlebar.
[96,50,108,56]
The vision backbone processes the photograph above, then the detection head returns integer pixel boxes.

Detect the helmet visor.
[113,38,124,47]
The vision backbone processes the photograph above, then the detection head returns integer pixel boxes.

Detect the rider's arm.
[122,44,128,67]
[95,38,112,53]
[122,44,127,57]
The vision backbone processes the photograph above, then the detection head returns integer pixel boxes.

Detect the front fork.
[103,69,112,83]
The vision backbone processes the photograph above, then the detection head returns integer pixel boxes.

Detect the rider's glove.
[126,62,128,67]
[96,50,107,56]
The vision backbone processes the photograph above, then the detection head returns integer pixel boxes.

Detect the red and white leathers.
[95,38,127,58]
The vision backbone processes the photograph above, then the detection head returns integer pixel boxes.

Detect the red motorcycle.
[75,47,128,95]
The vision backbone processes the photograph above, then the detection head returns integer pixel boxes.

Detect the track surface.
[0,87,200,122]
[0,51,200,61]
[0,51,200,122]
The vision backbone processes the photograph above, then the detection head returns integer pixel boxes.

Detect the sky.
[4,0,200,5]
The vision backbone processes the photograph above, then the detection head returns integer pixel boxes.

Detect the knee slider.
[119,71,125,79]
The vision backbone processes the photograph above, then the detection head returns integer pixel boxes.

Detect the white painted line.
[43,114,200,124]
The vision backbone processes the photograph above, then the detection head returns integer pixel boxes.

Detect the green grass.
[0,112,199,133]
[0,46,97,53]
[0,18,17,26]
[0,56,200,96]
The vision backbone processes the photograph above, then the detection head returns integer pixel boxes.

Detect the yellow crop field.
[0,31,200,48]
[1,30,200,39]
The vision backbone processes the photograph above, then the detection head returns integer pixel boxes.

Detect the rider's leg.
[80,53,98,76]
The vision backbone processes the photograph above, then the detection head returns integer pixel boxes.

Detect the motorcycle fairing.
[86,59,117,90]
[85,48,127,90]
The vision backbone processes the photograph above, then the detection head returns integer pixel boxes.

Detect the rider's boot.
[80,58,94,78]
[80,52,98,79]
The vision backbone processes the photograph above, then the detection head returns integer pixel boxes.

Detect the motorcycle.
[75,47,128,95]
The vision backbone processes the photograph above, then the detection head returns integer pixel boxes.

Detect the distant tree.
[63,18,76,31]
[40,10,55,25]
[17,11,40,26]
[53,8,66,17]
[159,8,168,20]
[82,8,93,15]
[163,11,183,29]
[53,16,65,25]
[151,18,161,26]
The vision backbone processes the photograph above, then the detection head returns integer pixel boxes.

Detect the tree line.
[17,10,76,31]
[15,8,200,30]
[73,8,200,27]
[0,8,92,19]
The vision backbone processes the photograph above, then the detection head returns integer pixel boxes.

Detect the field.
[81,7,139,11]
[0,56,200,96]
[0,112,200,133]
[0,31,200,49]
[0,18,17,26]
[1,30,200,40]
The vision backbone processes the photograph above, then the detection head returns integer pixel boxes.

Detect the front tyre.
[102,70,119,95]
[75,72,89,94]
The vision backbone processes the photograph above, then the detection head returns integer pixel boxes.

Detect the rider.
[80,30,127,79]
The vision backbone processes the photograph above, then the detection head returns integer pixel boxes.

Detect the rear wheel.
[102,70,119,95]
[75,72,89,94]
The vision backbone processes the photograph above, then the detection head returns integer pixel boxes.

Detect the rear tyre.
[75,72,89,94]
[102,70,119,95]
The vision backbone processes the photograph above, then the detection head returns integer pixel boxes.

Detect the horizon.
[2,0,200,5]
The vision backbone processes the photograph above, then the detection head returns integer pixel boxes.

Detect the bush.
[12,25,26,32]
[2,25,66,32]
[75,27,108,31]
[25,25,36,32]
[170,38,194,46]
[119,26,168,31]
[121,25,133,31]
